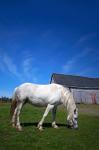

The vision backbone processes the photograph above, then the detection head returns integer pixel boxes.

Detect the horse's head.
[66,107,78,129]
[73,108,78,129]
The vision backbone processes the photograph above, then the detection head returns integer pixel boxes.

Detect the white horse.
[10,83,78,131]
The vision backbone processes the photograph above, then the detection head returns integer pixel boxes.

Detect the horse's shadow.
[21,122,66,128]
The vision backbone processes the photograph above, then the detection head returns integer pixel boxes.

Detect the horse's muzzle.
[73,118,78,129]
[73,124,78,129]
[66,119,78,129]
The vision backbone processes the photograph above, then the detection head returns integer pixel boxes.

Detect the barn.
[50,73,99,104]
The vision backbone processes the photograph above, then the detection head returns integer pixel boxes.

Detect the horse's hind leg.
[11,106,18,128]
[16,102,23,131]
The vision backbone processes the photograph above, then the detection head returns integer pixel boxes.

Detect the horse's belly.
[29,97,48,107]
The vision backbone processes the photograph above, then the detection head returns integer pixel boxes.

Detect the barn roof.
[50,73,99,89]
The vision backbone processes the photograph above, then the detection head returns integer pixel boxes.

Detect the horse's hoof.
[52,123,59,129]
[17,128,23,132]
[16,126,23,131]
[53,125,59,129]
[12,124,16,128]
[38,126,44,131]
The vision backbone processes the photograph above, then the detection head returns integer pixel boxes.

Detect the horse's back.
[17,83,63,92]
[17,83,63,97]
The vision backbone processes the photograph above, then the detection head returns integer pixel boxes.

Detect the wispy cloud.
[0,50,38,82]
[78,32,96,43]
[23,57,33,79]
[0,51,22,79]
[73,32,97,48]
[76,68,93,77]
[3,54,21,78]
[64,32,98,75]
[62,48,92,73]
[22,56,38,82]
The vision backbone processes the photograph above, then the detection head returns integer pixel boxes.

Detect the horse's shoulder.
[49,83,63,92]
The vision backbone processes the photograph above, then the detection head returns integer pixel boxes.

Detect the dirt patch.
[77,104,99,117]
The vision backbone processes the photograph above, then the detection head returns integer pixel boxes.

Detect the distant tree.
[0,96,12,103]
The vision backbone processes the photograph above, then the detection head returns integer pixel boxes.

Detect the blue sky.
[0,0,99,97]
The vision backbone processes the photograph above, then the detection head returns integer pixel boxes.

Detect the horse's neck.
[63,91,76,118]
[67,99,75,113]
[60,87,76,117]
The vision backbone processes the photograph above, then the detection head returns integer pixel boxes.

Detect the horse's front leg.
[52,106,59,129]
[37,104,54,131]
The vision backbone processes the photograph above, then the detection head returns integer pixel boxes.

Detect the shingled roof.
[50,73,99,89]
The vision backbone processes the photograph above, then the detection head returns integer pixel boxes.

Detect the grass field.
[0,103,99,150]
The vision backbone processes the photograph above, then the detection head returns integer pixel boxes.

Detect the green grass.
[0,103,99,150]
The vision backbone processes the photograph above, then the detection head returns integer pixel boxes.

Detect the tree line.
[0,97,12,102]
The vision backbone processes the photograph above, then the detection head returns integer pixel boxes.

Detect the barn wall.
[71,89,99,104]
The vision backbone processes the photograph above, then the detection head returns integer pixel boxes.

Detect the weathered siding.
[72,89,99,104]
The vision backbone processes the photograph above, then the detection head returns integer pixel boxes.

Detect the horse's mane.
[62,86,76,118]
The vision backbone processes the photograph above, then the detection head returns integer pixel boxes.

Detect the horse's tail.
[10,88,18,120]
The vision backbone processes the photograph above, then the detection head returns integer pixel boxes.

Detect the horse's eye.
[74,118,78,121]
